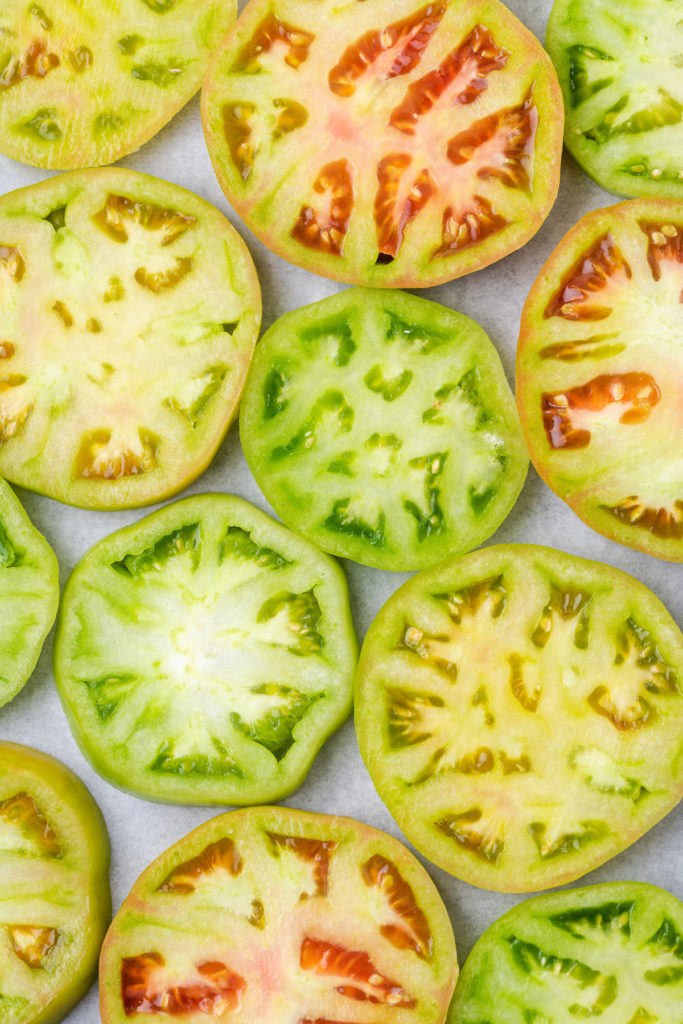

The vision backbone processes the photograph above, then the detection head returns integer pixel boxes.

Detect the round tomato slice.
[355,544,683,892]
[53,494,357,805]
[0,168,260,510]
[240,288,527,570]
[546,0,683,199]
[201,0,563,288]
[0,742,110,1024]
[0,0,237,169]
[448,881,683,1023]
[99,805,457,1024]
[517,198,683,562]
[0,477,58,708]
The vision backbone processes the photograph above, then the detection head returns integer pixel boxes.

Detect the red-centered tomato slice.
[201,0,563,287]
[99,806,457,1023]
[354,544,683,892]
[517,198,683,562]
[0,0,237,169]
[0,742,110,1024]
[0,168,260,510]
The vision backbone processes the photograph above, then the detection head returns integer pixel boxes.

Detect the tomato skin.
[0,742,111,1024]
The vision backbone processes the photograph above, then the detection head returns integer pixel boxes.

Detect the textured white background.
[0,0,681,1020]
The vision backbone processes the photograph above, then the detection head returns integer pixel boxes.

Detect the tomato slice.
[517,197,683,562]
[0,742,110,1023]
[53,494,357,804]
[546,0,683,199]
[448,881,683,1023]
[201,0,563,287]
[0,477,58,707]
[0,0,237,168]
[240,287,527,571]
[99,806,457,1023]
[0,168,260,510]
[354,543,683,892]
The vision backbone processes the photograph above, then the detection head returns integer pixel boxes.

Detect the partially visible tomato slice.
[201,0,563,287]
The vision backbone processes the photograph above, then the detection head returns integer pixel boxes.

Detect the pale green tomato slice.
[0,477,58,707]
[0,168,261,510]
[0,0,237,169]
[240,288,527,571]
[355,544,683,892]
[0,742,111,1024]
[448,881,683,1023]
[99,806,457,1024]
[53,494,357,804]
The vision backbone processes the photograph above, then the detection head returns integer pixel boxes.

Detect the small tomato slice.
[53,494,357,804]
[0,0,237,169]
[0,168,260,510]
[240,288,527,571]
[448,881,683,1023]
[355,544,683,892]
[546,0,683,199]
[201,0,563,287]
[99,806,457,1024]
[517,198,683,562]
[0,742,111,1024]
[0,477,58,707]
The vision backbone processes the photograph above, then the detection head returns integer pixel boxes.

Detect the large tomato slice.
[53,494,357,804]
[355,544,683,892]
[201,0,563,287]
[0,168,260,510]
[546,0,683,199]
[99,806,457,1023]
[0,742,110,1024]
[0,0,237,169]
[240,287,527,571]
[448,881,683,1023]
[517,198,683,562]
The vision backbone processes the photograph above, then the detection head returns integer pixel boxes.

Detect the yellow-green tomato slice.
[53,494,357,805]
[355,544,683,892]
[99,805,457,1023]
[240,288,527,571]
[0,0,237,169]
[448,881,683,1023]
[0,742,111,1024]
[0,477,58,708]
[0,168,261,510]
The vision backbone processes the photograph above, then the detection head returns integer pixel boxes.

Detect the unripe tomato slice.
[355,544,683,892]
[0,742,110,1024]
[201,0,563,287]
[99,806,457,1024]
[0,169,260,510]
[0,0,237,169]
[517,198,683,562]
[53,494,357,804]
[240,287,527,571]
[448,881,683,1023]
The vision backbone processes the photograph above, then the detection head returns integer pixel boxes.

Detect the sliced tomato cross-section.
[99,806,457,1023]
[201,0,563,287]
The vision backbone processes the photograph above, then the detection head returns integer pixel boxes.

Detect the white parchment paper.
[0,1,680,1020]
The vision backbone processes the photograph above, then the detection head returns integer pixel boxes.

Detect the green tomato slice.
[53,494,357,804]
[0,168,260,510]
[448,881,683,1023]
[0,477,58,707]
[517,198,683,562]
[0,0,236,169]
[201,0,563,287]
[546,0,683,199]
[355,543,683,892]
[0,742,111,1024]
[99,805,457,1023]
[240,288,527,571]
